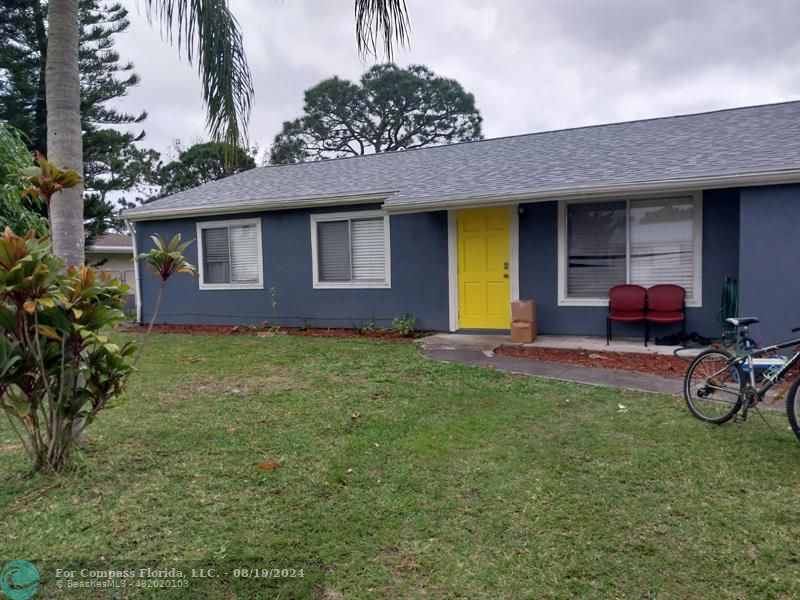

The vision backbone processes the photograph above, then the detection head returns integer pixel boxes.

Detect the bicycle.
[683,317,800,440]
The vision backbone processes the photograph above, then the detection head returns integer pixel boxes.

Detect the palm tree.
[46,0,84,267]
[45,0,410,266]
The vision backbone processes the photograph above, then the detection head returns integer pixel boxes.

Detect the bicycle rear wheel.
[684,349,744,423]
[786,377,800,441]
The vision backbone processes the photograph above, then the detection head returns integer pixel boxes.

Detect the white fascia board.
[123,192,394,222]
[86,246,134,253]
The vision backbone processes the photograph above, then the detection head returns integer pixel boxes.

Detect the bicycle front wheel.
[684,349,744,424]
[786,377,800,441]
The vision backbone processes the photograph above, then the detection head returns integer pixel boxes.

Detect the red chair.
[607,285,647,345]
[645,284,686,346]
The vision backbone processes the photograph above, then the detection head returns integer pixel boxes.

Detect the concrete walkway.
[420,346,683,395]
[418,334,683,395]
[417,334,787,408]
[418,332,699,356]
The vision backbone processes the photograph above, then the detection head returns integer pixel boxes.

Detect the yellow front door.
[457,207,511,329]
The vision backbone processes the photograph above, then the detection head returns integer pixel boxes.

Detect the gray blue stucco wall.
[518,189,741,338]
[135,186,780,338]
[134,204,450,330]
[738,184,800,346]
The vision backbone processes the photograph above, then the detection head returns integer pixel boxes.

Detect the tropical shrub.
[0,229,135,472]
[136,235,196,329]
[0,158,195,473]
[134,233,196,365]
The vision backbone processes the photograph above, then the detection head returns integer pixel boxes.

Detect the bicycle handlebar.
[793,326,800,333]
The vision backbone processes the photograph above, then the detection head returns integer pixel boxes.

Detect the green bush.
[0,158,194,473]
[0,229,135,472]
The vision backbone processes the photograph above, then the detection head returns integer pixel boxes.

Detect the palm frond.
[355,0,411,59]
[142,0,253,164]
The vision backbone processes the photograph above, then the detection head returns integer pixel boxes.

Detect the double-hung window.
[558,195,702,306]
[196,219,263,289]
[311,211,391,288]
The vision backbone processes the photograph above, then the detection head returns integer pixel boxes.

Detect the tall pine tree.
[0,0,148,243]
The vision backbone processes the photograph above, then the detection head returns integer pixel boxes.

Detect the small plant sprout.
[266,286,280,332]
[392,313,417,337]
[353,317,376,334]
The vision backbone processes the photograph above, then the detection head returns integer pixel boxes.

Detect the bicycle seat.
[726,317,759,326]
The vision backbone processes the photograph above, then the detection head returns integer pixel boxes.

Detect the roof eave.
[383,169,800,213]
[86,246,134,253]
[123,168,800,221]
[123,192,394,222]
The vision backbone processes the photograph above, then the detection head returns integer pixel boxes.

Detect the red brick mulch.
[496,345,800,381]
[495,345,693,379]
[120,323,423,342]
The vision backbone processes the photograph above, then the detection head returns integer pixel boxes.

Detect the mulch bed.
[496,345,800,381]
[120,323,424,342]
[495,345,693,379]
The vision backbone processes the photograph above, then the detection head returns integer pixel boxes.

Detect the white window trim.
[310,210,391,289]
[196,218,264,290]
[557,192,703,308]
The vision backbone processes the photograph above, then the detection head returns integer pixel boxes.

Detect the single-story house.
[86,233,137,312]
[124,101,800,344]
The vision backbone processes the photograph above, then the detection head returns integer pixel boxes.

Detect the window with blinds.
[313,214,389,287]
[564,197,698,302]
[198,220,262,288]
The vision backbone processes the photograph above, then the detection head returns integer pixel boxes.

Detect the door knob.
[503,274,509,278]
[503,262,509,269]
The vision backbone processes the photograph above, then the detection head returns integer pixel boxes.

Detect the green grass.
[1,333,798,599]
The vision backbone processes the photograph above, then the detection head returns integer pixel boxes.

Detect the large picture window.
[311,211,391,288]
[559,196,702,306]
[196,219,263,289]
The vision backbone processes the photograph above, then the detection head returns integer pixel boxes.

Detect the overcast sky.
[112,0,800,162]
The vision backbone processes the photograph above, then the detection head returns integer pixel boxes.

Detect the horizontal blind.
[567,202,626,298]
[229,224,259,283]
[318,220,351,281]
[202,227,230,284]
[630,198,694,297]
[350,218,385,282]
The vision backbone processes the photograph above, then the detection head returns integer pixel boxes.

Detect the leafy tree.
[270,64,483,164]
[42,0,410,267]
[84,131,161,237]
[157,141,256,198]
[0,0,147,249]
[0,0,48,154]
[0,124,49,236]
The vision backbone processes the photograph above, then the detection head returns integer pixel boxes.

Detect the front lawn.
[1,334,797,599]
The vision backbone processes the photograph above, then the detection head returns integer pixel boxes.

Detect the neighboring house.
[124,102,800,343]
[86,233,136,312]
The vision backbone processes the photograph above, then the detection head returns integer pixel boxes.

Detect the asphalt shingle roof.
[125,101,800,218]
[89,233,133,248]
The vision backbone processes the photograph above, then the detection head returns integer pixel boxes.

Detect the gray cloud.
[111,0,800,161]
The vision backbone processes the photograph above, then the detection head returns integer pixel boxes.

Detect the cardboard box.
[510,320,536,343]
[511,300,535,323]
